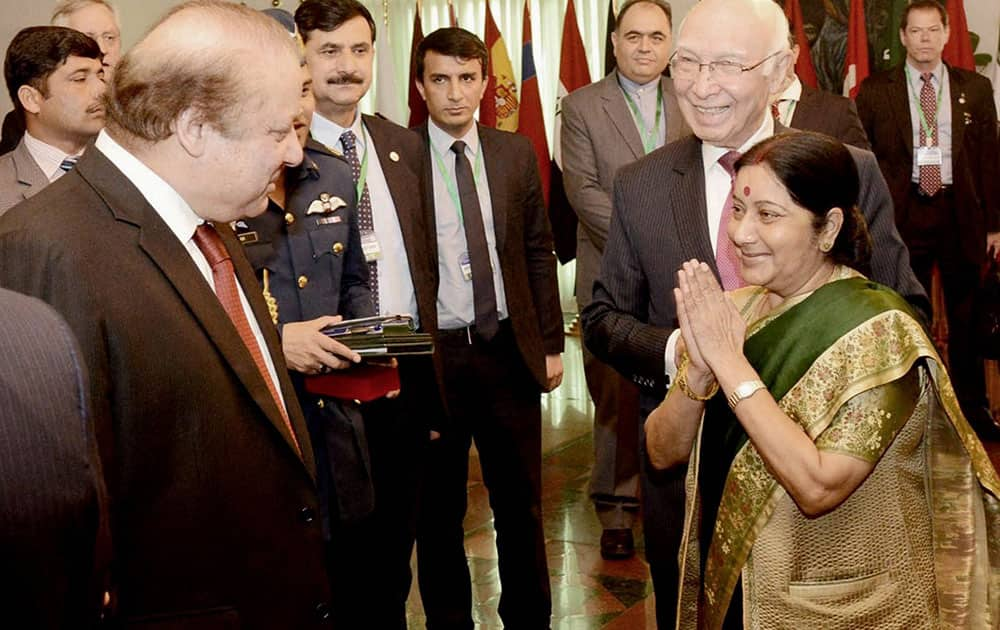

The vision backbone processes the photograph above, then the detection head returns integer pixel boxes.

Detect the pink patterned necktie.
[716,150,746,290]
[918,73,941,197]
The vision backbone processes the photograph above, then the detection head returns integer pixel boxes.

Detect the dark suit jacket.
[856,64,1000,263]
[0,148,332,628]
[0,288,109,628]
[582,131,926,402]
[240,137,376,524]
[790,84,871,150]
[419,123,564,390]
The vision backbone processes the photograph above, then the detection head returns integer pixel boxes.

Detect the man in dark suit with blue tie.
[413,27,564,630]
[581,0,925,627]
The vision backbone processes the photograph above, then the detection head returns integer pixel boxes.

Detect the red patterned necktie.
[918,73,941,197]
[716,150,746,291]
[192,223,301,456]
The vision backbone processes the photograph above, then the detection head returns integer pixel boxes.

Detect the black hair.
[4,26,102,115]
[416,27,487,81]
[294,0,375,44]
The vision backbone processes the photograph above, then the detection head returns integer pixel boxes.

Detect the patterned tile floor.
[404,335,1000,629]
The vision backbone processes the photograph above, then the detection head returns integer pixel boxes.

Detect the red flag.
[480,0,519,131]
[549,0,592,264]
[942,0,975,71]
[448,0,458,27]
[517,0,550,205]
[784,0,818,88]
[842,0,869,98]
[407,5,428,127]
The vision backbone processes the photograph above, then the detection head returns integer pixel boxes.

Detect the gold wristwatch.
[727,380,766,410]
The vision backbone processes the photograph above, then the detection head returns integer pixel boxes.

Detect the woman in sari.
[645,131,1000,629]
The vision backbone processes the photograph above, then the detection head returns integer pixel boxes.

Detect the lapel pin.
[389,151,400,162]
[958,93,966,105]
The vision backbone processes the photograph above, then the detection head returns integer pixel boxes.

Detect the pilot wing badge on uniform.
[308,192,347,224]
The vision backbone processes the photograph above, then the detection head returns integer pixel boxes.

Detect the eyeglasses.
[669,50,784,81]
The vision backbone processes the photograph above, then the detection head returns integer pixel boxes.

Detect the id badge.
[916,146,943,167]
[360,229,381,262]
[459,252,473,281]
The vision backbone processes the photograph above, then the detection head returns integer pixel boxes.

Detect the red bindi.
[743,185,751,196]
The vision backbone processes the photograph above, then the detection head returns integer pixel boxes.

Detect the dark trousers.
[416,322,551,629]
[903,186,988,418]
[324,359,435,629]
[637,396,687,630]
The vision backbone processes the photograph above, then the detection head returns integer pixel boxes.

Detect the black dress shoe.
[600,528,635,560]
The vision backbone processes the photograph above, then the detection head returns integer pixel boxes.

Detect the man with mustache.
[581,0,925,626]
[2,1,123,156]
[0,2,334,624]
[0,26,105,215]
[294,1,441,627]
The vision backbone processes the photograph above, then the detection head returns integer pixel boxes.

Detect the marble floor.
[404,334,1000,629]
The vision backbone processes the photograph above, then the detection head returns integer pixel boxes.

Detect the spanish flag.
[479,0,519,132]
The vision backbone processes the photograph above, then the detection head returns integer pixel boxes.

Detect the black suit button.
[315,602,331,621]
[299,506,316,523]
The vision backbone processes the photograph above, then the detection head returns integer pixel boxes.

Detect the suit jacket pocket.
[126,606,239,629]
[306,222,349,261]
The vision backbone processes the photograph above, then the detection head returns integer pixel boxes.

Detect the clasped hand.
[674,260,746,379]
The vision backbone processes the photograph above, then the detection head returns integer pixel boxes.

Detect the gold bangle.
[675,355,718,402]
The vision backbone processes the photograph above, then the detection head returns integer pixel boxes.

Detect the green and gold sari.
[676,268,1000,629]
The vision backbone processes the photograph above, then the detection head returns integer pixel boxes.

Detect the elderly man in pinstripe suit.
[581,0,926,627]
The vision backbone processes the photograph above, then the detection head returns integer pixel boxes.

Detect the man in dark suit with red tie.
[0,2,334,626]
[413,27,564,630]
[856,0,1000,436]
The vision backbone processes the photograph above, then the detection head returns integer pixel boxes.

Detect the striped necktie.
[59,156,79,172]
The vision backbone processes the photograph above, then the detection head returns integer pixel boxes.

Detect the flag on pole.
[842,0,869,98]
[604,0,616,76]
[518,0,550,205]
[480,0,519,132]
[408,2,428,127]
[784,0,818,88]
[942,0,976,71]
[448,0,458,27]
[549,0,592,263]
[375,2,407,124]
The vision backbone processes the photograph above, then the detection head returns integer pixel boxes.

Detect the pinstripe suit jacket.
[0,287,108,627]
[581,130,926,402]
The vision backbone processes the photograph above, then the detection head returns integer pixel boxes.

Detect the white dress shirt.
[773,76,803,127]
[428,119,509,329]
[94,130,286,411]
[311,110,419,326]
[664,115,775,380]
[23,131,82,182]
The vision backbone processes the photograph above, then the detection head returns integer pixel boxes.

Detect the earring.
[820,241,832,253]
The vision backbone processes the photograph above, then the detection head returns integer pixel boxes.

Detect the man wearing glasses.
[582,0,924,626]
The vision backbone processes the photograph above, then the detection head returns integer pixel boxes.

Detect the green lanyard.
[620,81,663,154]
[904,65,945,146]
[430,139,484,223]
